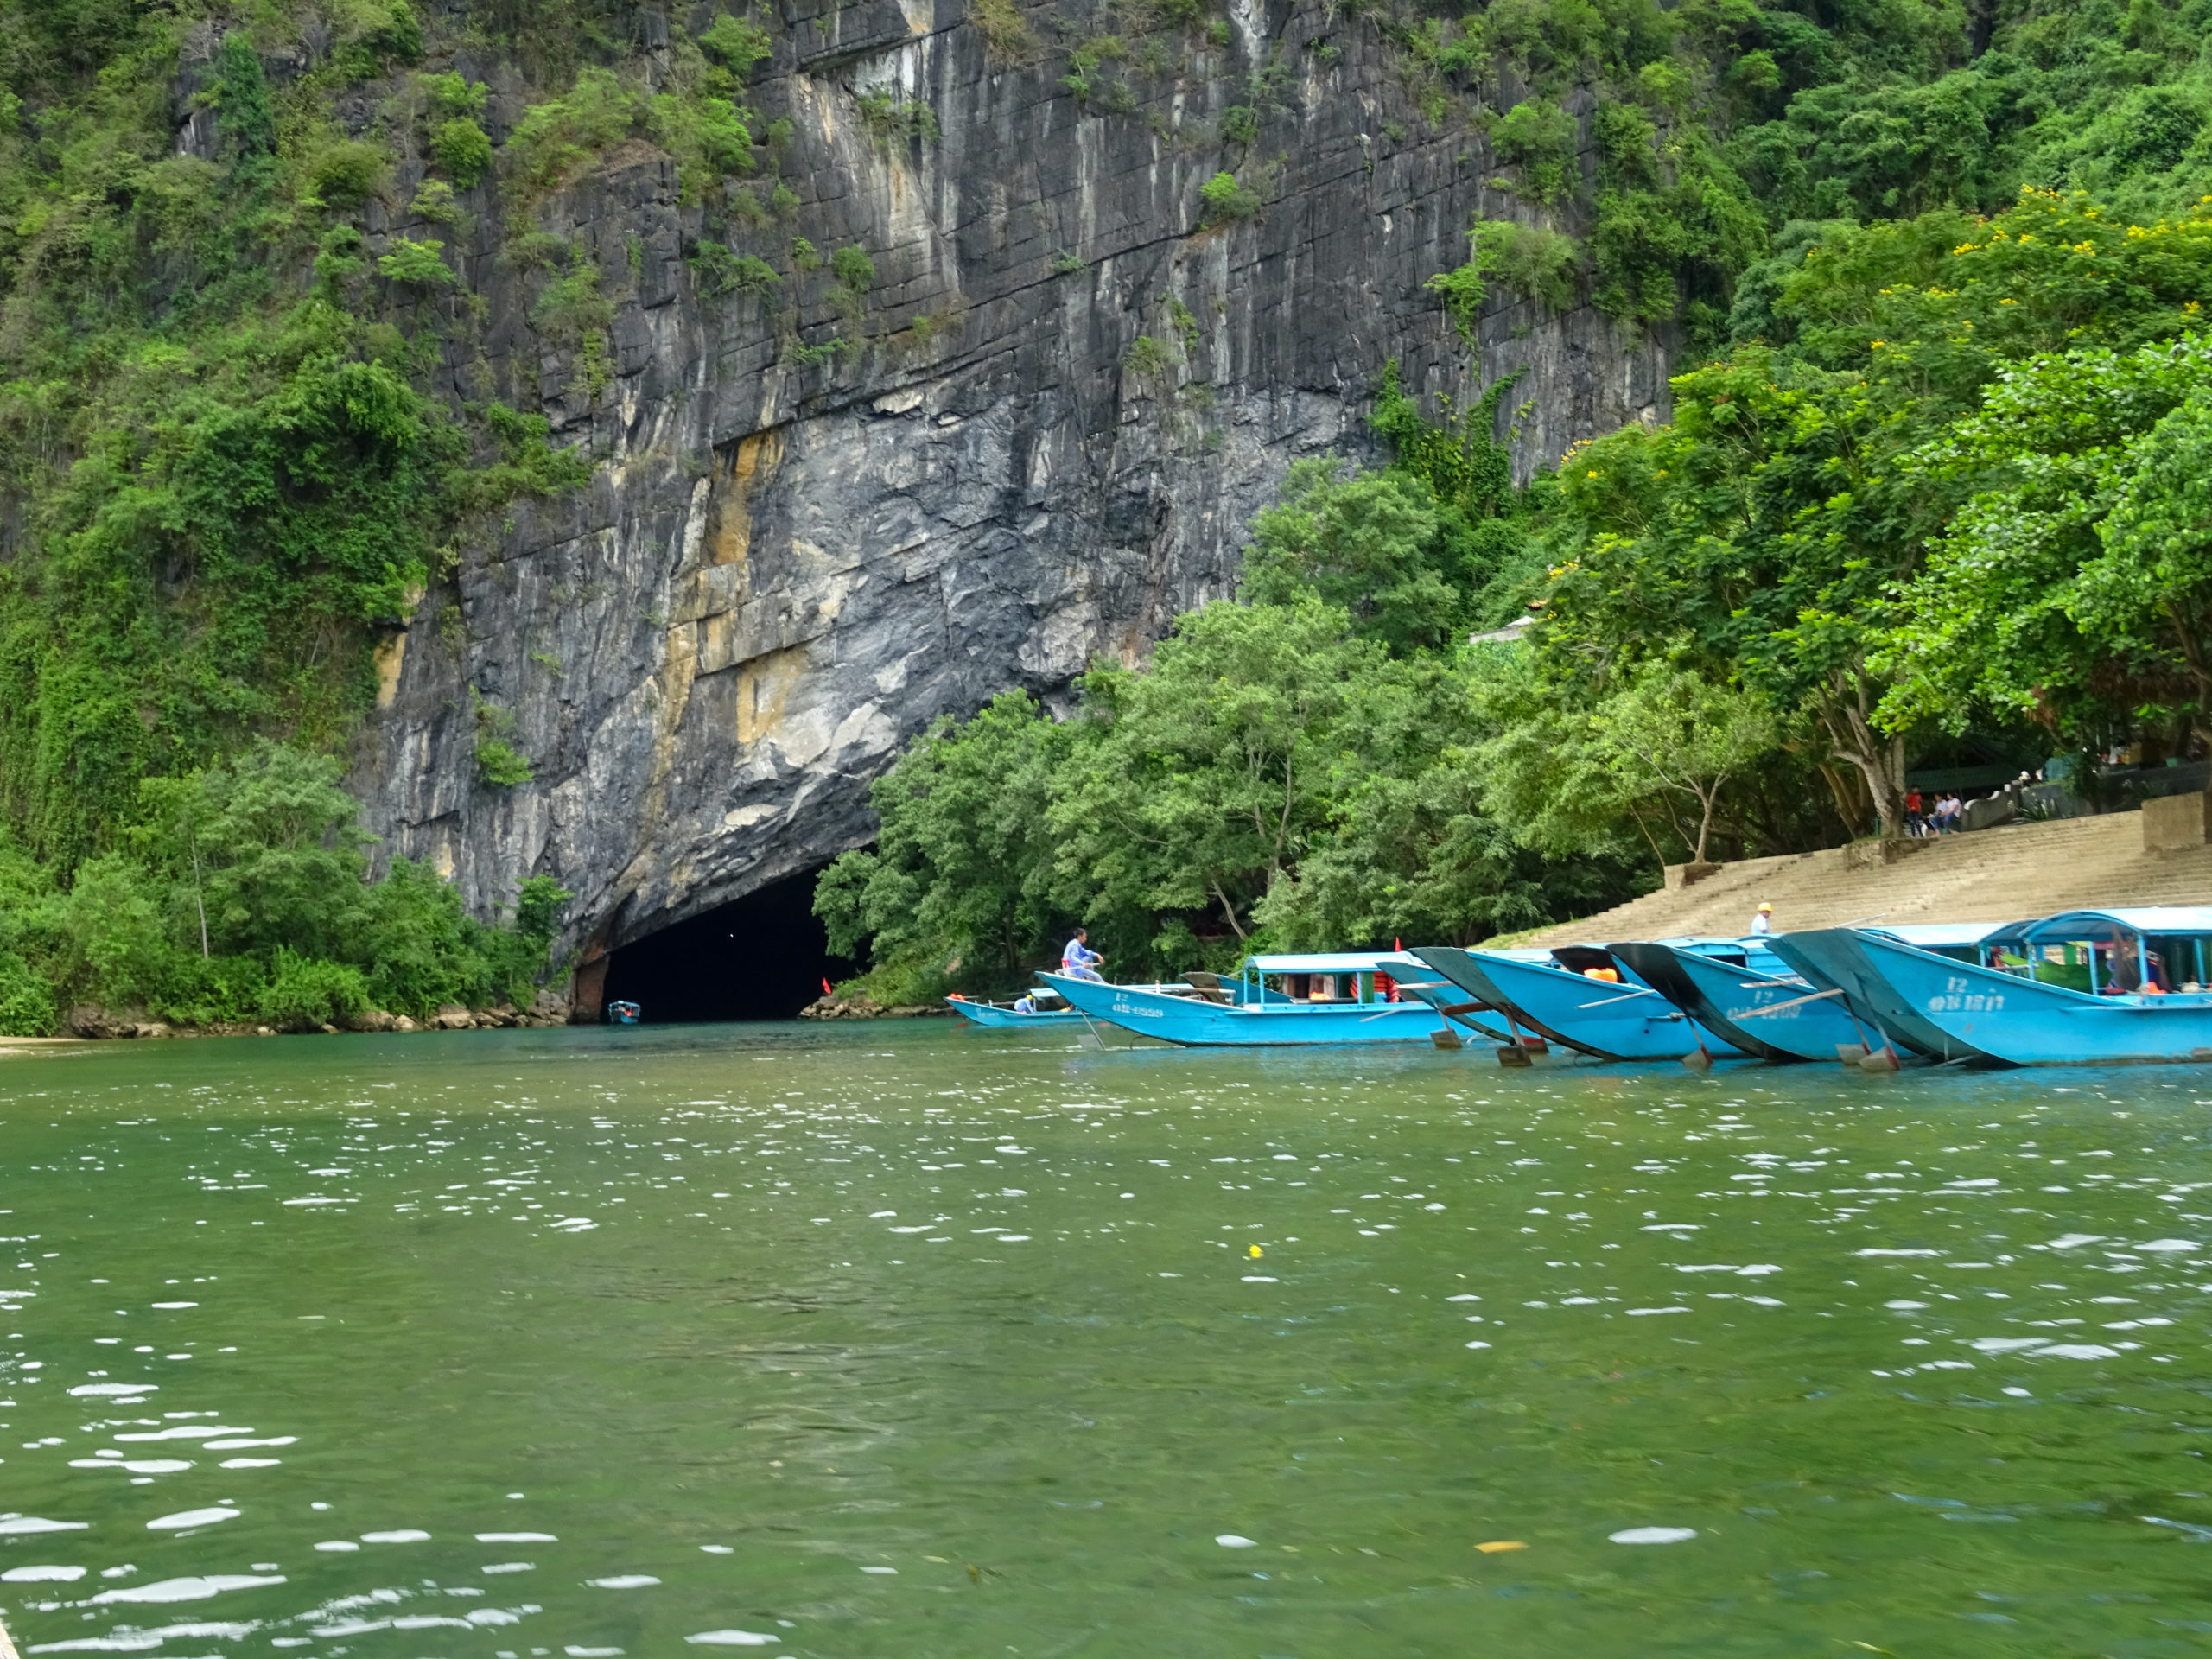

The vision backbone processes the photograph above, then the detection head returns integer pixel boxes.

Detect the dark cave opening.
[599,868,856,1023]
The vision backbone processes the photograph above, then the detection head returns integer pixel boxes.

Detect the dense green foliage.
[0,0,750,1027]
[1403,0,2212,347]
[1516,189,2212,843]
[0,742,569,1033]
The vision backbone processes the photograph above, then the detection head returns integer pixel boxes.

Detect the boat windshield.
[1237,955,1416,1006]
[1978,914,2212,995]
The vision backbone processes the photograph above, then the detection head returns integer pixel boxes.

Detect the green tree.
[1590,662,1781,865]
[1243,461,1459,654]
[431,117,493,186]
[378,236,454,285]
[1879,332,2212,747]
[814,691,1065,985]
[1047,600,1380,955]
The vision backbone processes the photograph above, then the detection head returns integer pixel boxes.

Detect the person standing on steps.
[1061,927,1105,982]
[1750,902,1775,936]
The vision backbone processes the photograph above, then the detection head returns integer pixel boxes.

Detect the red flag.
[821,977,835,997]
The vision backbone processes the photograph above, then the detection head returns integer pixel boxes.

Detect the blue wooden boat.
[1409,943,1749,1062]
[1792,908,2212,1067]
[1039,954,1448,1046]
[1611,939,1874,1064]
[945,992,1087,1028]
[1764,925,2001,1063]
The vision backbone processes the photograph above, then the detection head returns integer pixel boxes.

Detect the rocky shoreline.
[798,993,950,1021]
[60,990,574,1040]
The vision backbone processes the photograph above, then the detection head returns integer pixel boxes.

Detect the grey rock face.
[341,0,1671,986]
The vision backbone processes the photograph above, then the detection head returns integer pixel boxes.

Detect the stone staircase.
[1516,811,2212,946]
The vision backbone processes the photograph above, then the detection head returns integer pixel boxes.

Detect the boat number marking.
[1927,976,2003,1014]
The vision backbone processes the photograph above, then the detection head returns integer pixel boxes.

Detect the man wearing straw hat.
[1750,901,1775,936]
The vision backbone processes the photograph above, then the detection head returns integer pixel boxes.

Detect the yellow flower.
[1870,339,1886,347]
[1586,468,1599,478]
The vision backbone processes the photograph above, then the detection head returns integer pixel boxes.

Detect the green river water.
[5,1022,2212,1656]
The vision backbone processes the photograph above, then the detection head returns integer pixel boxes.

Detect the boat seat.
[1180,971,1236,1005]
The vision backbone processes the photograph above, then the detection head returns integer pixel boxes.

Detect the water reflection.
[3,1027,2212,1653]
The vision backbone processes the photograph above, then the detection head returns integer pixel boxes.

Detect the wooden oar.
[1576,985,1658,1008]
[1732,987,1847,1020]
[2,1607,21,1659]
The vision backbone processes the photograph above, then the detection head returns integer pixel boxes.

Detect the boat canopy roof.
[1243,953,1416,975]
[1981,907,2212,947]
[1866,922,2002,946]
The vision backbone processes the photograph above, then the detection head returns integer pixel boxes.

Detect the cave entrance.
[599,868,855,1023]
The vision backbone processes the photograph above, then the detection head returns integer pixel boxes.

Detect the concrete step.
[1519,812,2209,946]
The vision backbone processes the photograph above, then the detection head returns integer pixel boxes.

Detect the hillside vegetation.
[6,0,2212,1023]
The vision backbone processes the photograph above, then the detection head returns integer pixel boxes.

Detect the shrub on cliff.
[431,117,493,186]
[1198,171,1260,226]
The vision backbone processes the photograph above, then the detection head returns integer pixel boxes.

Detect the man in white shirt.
[1750,902,1774,935]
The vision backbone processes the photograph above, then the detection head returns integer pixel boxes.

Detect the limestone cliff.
[327,1,1672,996]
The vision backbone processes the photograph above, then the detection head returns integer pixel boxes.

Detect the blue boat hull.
[1411,947,1745,1062]
[946,999,1086,1028]
[1610,941,1870,1064]
[1764,931,1982,1062]
[1039,973,1449,1046]
[1824,931,2212,1067]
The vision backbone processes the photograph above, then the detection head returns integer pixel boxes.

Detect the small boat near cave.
[1040,954,1449,1046]
[945,989,1088,1028]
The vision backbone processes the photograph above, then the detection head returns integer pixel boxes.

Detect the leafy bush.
[650,86,758,202]
[0,954,57,1038]
[410,180,461,223]
[378,236,454,285]
[858,91,940,146]
[445,404,593,512]
[476,738,535,787]
[1124,334,1173,381]
[420,71,488,119]
[431,117,493,186]
[1221,104,1257,146]
[309,139,390,207]
[1488,99,1576,204]
[506,67,645,195]
[258,950,372,1031]
[727,185,772,226]
[1427,218,1583,336]
[969,0,1035,61]
[830,245,876,291]
[531,260,613,342]
[699,14,774,75]
[1198,170,1261,225]
[689,240,780,299]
